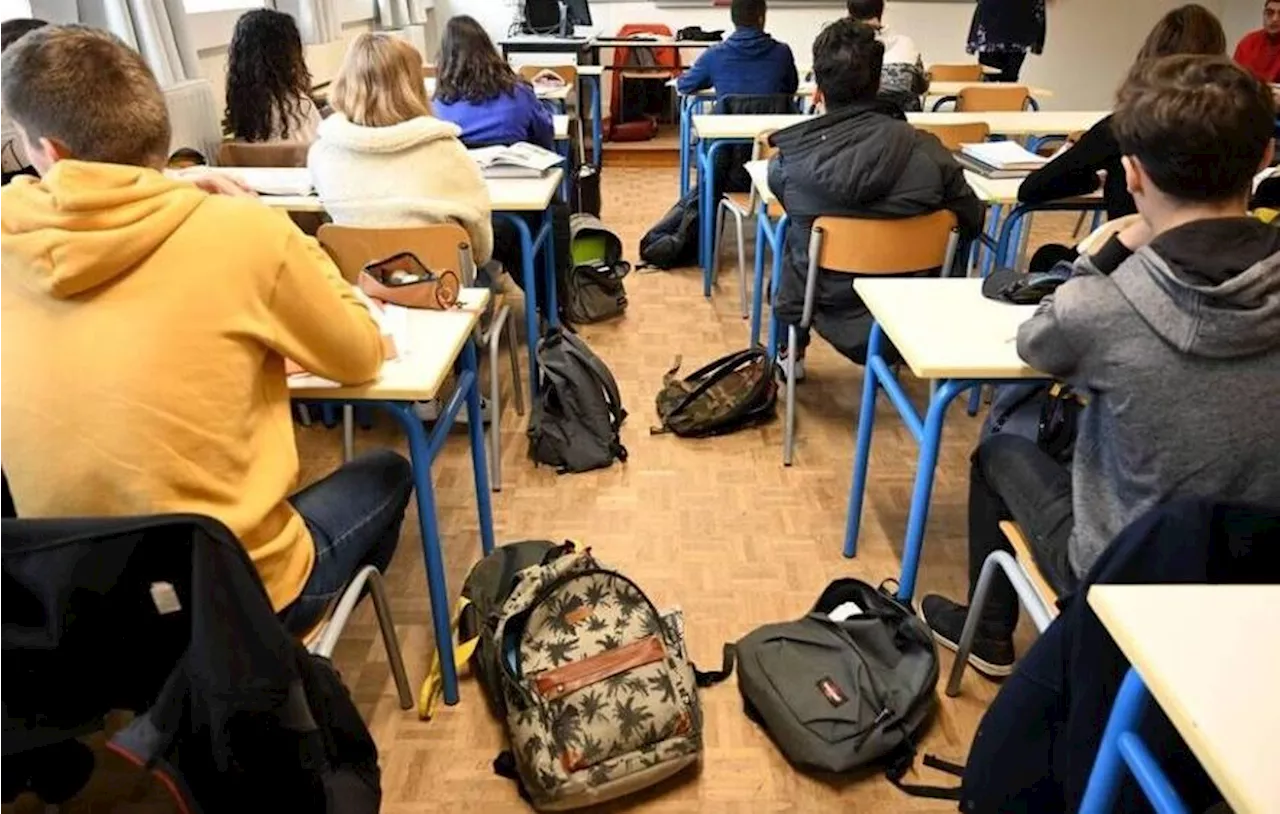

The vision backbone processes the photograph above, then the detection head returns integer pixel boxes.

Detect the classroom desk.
[239,168,564,402]
[290,290,495,706]
[846,278,1045,600]
[964,172,1106,273]
[926,81,1054,100]
[1081,585,1280,814]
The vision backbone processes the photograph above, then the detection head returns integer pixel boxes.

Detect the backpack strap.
[558,332,629,441]
[693,642,736,687]
[663,349,770,424]
[418,596,480,721]
[884,746,963,801]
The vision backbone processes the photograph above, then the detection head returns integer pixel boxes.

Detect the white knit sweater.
[308,114,494,262]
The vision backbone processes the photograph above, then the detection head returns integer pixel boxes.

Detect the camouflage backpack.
[489,549,728,810]
[651,349,777,438]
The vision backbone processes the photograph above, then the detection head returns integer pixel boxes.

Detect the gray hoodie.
[1018,218,1280,577]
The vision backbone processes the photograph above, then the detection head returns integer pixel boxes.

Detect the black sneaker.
[921,594,1016,678]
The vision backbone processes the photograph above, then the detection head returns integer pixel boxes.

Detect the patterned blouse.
[967,0,1046,55]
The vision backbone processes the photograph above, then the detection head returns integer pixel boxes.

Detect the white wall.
[434,0,1232,110]
[1221,0,1264,47]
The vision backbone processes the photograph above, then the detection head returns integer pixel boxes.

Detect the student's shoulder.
[187,194,301,251]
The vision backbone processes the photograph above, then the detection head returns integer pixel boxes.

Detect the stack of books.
[956,141,1049,179]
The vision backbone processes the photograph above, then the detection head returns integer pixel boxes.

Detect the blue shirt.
[676,27,799,101]
[433,83,555,149]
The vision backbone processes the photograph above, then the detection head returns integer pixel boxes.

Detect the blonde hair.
[330,33,431,127]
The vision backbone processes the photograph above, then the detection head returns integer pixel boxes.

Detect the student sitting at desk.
[0,25,413,636]
[676,0,799,101]
[846,0,928,112]
[309,32,493,262]
[432,15,555,150]
[1020,4,1226,272]
[769,19,982,375]
[922,55,1280,677]
[224,9,323,144]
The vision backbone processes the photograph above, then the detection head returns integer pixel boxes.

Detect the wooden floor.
[5,167,1082,813]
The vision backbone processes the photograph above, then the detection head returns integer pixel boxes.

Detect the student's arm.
[266,229,384,384]
[925,136,985,238]
[1016,281,1093,379]
[1018,117,1117,205]
[781,44,800,95]
[524,86,556,151]
[676,50,713,95]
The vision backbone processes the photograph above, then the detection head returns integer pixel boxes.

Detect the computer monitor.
[563,0,592,27]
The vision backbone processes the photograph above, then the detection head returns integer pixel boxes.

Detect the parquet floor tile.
[4,166,1082,814]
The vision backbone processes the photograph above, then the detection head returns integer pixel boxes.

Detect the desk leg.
[1079,669,1153,814]
[378,400,460,706]
[589,75,603,167]
[765,214,788,362]
[461,340,496,557]
[844,323,885,558]
[679,95,693,197]
[495,212,542,401]
[556,137,571,202]
[982,203,1004,278]
[897,378,974,601]
[543,206,559,329]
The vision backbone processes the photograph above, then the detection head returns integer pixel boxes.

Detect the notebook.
[229,167,313,196]
[469,142,564,179]
[957,141,1049,179]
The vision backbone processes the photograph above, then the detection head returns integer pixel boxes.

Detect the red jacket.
[1234,29,1280,83]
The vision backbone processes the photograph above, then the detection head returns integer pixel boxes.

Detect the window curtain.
[71,0,200,87]
[272,0,340,45]
[375,0,425,29]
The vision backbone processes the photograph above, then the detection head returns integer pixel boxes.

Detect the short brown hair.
[330,33,431,128]
[0,25,170,167]
[1112,55,1274,202]
[1135,4,1226,62]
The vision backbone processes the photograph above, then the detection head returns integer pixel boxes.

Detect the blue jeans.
[279,449,414,635]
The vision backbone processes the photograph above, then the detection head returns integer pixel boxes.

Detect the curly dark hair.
[435,15,526,105]
[224,9,313,142]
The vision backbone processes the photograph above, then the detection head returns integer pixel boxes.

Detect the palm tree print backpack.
[489,549,726,810]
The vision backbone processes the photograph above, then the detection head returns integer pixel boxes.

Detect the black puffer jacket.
[768,100,983,362]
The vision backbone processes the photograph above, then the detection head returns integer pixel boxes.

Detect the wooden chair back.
[1000,521,1061,617]
[519,64,579,87]
[422,64,436,79]
[928,63,985,82]
[756,129,779,161]
[812,210,958,274]
[914,121,991,152]
[316,223,474,285]
[218,141,309,168]
[957,85,1031,112]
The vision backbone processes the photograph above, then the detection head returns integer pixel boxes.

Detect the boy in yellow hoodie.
[1,25,413,635]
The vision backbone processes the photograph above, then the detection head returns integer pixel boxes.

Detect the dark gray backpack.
[527,328,628,473]
[563,214,629,325]
[734,579,951,792]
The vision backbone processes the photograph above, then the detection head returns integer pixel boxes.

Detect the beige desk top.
[854,278,1044,379]
[576,64,605,76]
[693,111,1108,140]
[233,167,565,214]
[290,289,489,402]
[1088,585,1280,814]
[927,81,1053,98]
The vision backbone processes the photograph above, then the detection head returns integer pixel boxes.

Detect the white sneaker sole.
[931,629,1015,678]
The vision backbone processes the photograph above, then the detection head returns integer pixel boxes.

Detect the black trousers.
[968,434,1077,638]
[491,202,571,319]
[978,49,1028,83]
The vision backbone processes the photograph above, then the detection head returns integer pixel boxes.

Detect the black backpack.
[639,186,701,269]
[651,349,777,437]
[733,579,959,798]
[527,328,629,473]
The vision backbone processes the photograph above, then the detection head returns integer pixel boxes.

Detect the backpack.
[489,549,717,810]
[639,186,701,270]
[733,579,944,784]
[651,350,777,438]
[527,328,629,473]
[562,214,629,325]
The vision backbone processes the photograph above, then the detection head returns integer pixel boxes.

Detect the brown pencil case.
[358,252,461,310]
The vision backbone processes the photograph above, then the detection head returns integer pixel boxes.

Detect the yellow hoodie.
[1,161,384,610]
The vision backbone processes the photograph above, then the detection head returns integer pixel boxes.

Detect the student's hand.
[1116,218,1153,251]
[167,167,257,197]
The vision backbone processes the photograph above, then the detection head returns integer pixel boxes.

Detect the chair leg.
[295,403,312,426]
[503,308,525,416]
[712,201,726,288]
[784,324,798,466]
[342,405,355,462]
[733,210,749,319]
[366,568,415,711]
[488,325,503,493]
[1072,210,1088,239]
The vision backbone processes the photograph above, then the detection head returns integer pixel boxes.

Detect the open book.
[956,141,1048,179]
[468,142,564,179]
[227,167,313,196]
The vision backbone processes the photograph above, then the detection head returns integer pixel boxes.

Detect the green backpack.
[562,214,629,325]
